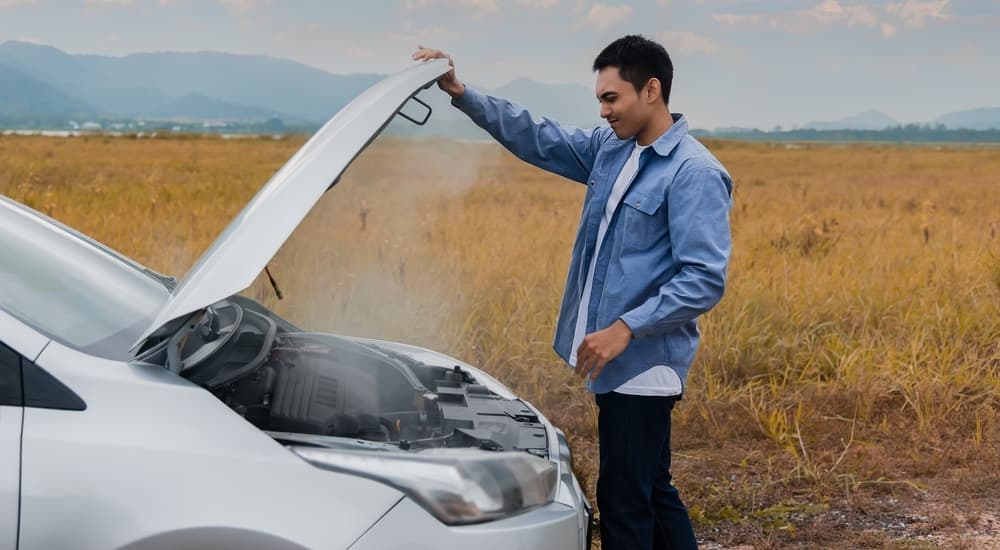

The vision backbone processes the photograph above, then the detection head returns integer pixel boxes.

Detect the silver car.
[0,59,592,550]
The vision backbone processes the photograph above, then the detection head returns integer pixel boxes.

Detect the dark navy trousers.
[595,391,698,550]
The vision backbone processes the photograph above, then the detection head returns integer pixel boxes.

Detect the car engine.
[140,298,549,457]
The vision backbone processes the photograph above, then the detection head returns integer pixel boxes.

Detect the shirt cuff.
[450,84,483,112]
[619,310,652,340]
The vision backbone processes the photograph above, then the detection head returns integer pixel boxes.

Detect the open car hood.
[132,59,451,350]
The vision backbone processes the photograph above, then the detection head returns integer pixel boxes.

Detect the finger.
[574,344,591,376]
[578,356,596,380]
[590,358,609,381]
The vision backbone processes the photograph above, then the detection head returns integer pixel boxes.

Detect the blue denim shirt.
[452,86,733,394]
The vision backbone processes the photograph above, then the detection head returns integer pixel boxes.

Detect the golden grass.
[2,133,998,547]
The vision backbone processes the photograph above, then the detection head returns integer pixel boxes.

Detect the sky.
[0,0,997,129]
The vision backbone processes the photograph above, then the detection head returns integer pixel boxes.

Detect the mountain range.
[803,110,901,131]
[0,40,600,136]
[1,41,998,135]
[799,108,1000,132]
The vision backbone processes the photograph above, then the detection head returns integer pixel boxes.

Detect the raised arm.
[456,87,610,183]
[412,46,610,184]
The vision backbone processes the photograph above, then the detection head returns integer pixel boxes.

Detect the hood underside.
[132,59,451,350]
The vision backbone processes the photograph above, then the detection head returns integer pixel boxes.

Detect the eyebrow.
[597,91,617,101]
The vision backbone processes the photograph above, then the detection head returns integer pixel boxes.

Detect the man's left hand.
[574,319,633,382]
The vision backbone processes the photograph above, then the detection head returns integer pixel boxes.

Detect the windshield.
[0,200,170,360]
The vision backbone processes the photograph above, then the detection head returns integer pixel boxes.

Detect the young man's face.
[595,66,656,140]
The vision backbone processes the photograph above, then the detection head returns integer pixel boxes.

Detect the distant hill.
[149,93,302,123]
[803,110,899,131]
[0,41,601,135]
[0,63,94,117]
[493,78,600,127]
[800,107,1000,132]
[0,40,381,123]
[711,126,760,135]
[934,107,1000,130]
[694,125,1000,144]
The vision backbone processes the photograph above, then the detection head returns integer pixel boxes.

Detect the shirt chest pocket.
[621,190,667,252]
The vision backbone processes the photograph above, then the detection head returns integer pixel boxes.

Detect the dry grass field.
[2,133,998,548]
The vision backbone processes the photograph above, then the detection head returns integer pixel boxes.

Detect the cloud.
[804,0,878,28]
[0,0,33,7]
[712,12,761,25]
[579,3,632,31]
[84,0,134,5]
[215,0,255,11]
[714,0,934,37]
[887,0,950,28]
[657,31,719,55]
[345,45,375,60]
[382,24,455,46]
[516,0,558,7]
[402,0,498,15]
[768,0,878,33]
[460,0,498,12]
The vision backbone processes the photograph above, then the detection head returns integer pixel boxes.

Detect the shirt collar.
[645,113,687,157]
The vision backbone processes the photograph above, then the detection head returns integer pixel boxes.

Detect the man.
[413,35,732,550]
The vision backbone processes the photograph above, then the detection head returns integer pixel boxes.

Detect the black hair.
[592,34,673,105]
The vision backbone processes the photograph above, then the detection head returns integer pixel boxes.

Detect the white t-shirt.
[568,142,683,397]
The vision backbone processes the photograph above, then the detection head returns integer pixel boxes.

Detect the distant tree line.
[0,115,315,135]
[692,124,1000,143]
[4,114,999,143]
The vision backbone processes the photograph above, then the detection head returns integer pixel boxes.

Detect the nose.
[600,103,612,120]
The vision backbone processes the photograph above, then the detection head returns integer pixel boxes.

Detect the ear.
[645,78,661,104]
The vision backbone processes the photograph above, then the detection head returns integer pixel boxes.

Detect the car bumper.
[347,423,592,550]
[349,497,590,550]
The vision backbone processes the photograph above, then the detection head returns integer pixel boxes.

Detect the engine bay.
[137,298,549,458]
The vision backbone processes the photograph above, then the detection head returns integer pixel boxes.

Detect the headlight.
[291,447,557,525]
